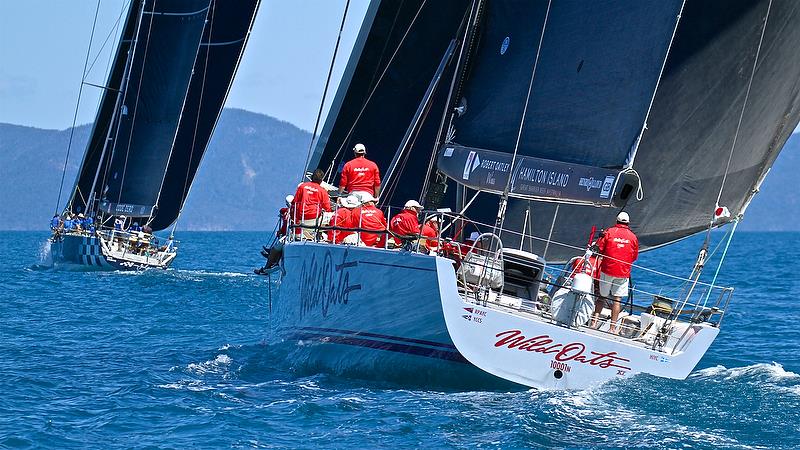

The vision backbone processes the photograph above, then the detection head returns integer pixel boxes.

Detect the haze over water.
[1,231,798,448]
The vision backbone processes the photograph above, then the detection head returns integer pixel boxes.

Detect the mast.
[86,0,145,216]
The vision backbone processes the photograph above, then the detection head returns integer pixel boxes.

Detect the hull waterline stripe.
[298,326,458,350]
[291,332,469,364]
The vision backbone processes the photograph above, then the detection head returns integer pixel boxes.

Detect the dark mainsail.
[99,0,210,219]
[439,0,683,205]
[66,0,259,231]
[310,0,800,262]
[149,0,261,230]
[308,0,472,190]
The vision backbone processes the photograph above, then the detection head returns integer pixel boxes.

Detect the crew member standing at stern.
[591,211,639,334]
[339,143,381,202]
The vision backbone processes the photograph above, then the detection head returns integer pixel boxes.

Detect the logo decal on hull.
[299,249,362,318]
[494,329,631,371]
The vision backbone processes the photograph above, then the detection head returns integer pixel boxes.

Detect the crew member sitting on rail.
[338,143,381,202]
[351,193,386,247]
[327,194,359,244]
[590,211,639,334]
[421,215,440,251]
[292,169,332,240]
[387,199,423,247]
[50,215,60,231]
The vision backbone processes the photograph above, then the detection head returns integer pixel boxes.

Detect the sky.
[0,0,370,132]
[1,1,798,136]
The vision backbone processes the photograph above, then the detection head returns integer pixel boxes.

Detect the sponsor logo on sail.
[578,177,603,192]
[500,36,510,55]
[462,151,477,180]
[600,175,615,199]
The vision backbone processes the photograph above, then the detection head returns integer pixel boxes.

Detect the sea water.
[1,231,798,448]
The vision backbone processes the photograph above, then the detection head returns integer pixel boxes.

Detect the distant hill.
[0,110,797,230]
[0,109,310,231]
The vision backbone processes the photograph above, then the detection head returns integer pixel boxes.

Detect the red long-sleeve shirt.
[352,204,386,247]
[388,209,420,245]
[327,207,353,243]
[596,223,639,278]
[339,157,381,195]
[292,181,331,223]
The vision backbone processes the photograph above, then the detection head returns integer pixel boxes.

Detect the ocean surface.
[1,230,798,449]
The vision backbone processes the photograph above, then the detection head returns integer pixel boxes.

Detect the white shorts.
[599,272,629,298]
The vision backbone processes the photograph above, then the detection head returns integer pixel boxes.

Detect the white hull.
[274,242,720,390]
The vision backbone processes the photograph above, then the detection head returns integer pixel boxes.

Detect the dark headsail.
[67,0,259,231]
[439,0,683,205]
[310,0,800,262]
[149,0,261,230]
[308,0,472,192]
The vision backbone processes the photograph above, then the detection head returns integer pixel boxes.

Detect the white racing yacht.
[266,0,800,389]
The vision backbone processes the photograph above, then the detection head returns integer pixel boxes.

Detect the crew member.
[327,195,359,244]
[292,169,332,240]
[50,215,60,231]
[591,211,639,334]
[338,143,381,202]
[351,193,386,247]
[114,215,127,231]
[421,215,440,251]
[387,200,423,247]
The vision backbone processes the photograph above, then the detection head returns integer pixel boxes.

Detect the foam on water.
[3,231,800,448]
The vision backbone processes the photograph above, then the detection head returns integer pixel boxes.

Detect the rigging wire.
[301,0,351,179]
[86,0,132,82]
[55,0,102,215]
[494,0,552,233]
[324,0,429,182]
[713,0,772,212]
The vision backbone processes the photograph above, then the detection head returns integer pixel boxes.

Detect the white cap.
[404,199,423,210]
[358,192,376,204]
[617,211,630,224]
[285,194,294,206]
[120,215,126,219]
[339,195,360,208]
[353,143,366,154]
[469,231,481,241]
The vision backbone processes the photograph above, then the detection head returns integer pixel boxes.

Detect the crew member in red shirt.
[292,169,332,240]
[339,143,381,201]
[327,195,359,244]
[421,215,440,251]
[351,193,386,247]
[591,211,639,334]
[387,199,423,247]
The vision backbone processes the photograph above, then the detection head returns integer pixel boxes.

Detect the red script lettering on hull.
[493,330,632,371]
